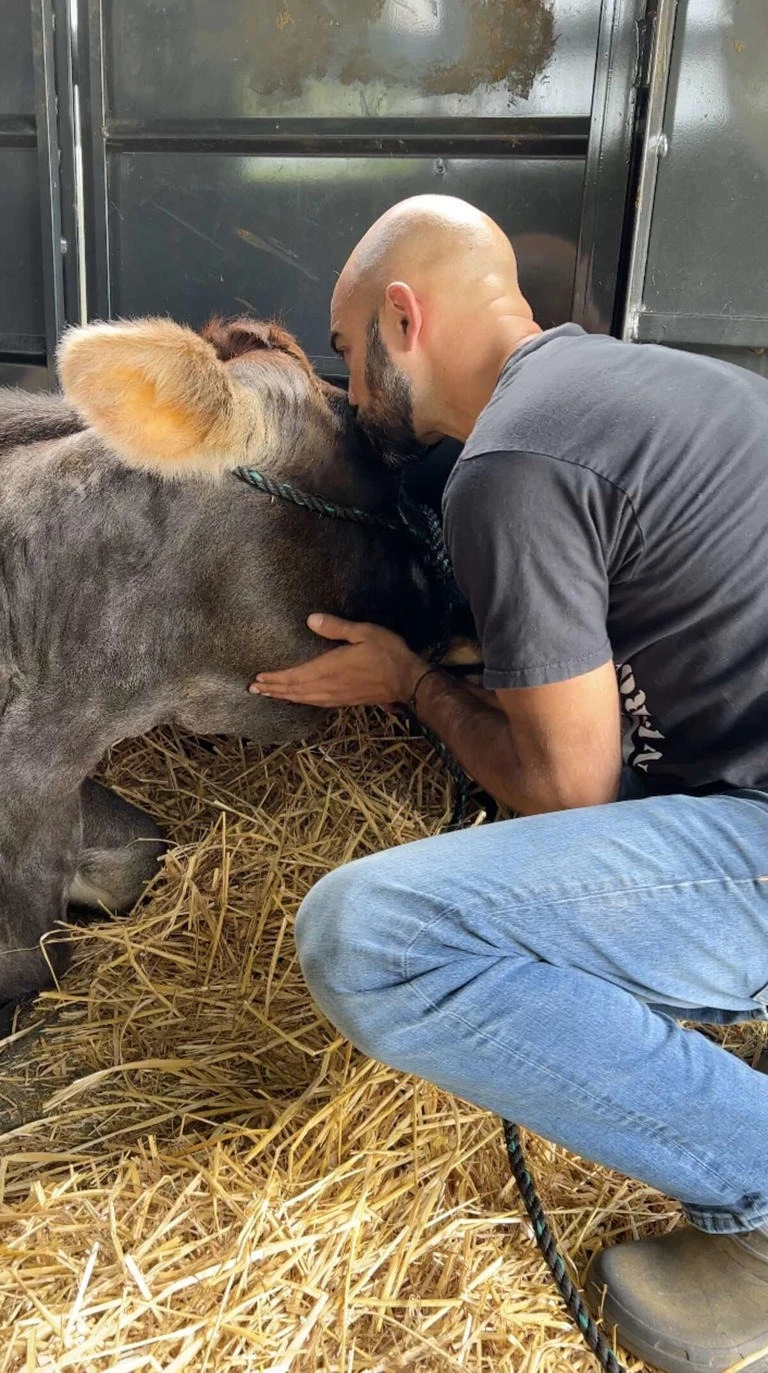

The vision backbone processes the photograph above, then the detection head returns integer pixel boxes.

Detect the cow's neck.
[244,373,400,518]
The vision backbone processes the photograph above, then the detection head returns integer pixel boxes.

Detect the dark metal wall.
[2,0,646,387]
[623,0,768,376]
[5,1,768,393]
[0,0,80,390]
[80,0,615,371]
[0,0,45,366]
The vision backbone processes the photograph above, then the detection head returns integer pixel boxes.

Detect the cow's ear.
[57,317,259,480]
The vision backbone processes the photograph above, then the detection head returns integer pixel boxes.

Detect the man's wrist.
[398,654,429,704]
[406,663,444,714]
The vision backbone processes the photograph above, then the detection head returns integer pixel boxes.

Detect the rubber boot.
[584,1223,768,1373]
[581,1042,768,1370]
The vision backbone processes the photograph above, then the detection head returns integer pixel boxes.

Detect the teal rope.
[234,465,459,661]
[504,1122,626,1371]
[233,462,624,1372]
[235,466,404,532]
[401,712,471,830]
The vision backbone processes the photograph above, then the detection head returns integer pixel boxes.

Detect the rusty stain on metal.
[246,0,555,102]
[423,0,556,98]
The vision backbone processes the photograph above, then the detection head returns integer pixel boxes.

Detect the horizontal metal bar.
[635,311,768,349]
[105,115,590,159]
[0,115,37,147]
[108,135,588,158]
[108,115,588,138]
[0,333,47,356]
[314,353,345,379]
[0,361,50,389]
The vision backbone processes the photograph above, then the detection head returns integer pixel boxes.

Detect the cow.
[0,315,442,1032]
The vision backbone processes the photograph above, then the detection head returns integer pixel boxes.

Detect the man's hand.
[249,613,424,707]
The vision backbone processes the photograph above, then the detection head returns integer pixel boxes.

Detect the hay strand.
[1,709,764,1371]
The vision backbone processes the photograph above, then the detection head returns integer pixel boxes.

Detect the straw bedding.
[1,709,765,1372]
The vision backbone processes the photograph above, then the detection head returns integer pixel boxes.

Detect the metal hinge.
[634,10,658,90]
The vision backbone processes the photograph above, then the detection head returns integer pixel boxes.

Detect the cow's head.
[57,315,321,482]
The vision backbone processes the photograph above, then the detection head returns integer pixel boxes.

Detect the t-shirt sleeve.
[442,450,619,689]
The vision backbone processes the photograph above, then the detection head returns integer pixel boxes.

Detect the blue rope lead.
[234,465,460,661]
[504,1122,626,1371]
[235,467,404,532]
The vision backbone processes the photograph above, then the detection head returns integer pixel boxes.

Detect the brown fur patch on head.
[202,317,314,375]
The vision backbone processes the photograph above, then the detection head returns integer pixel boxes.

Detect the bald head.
[330,195,540,448]
[333,194,526,316]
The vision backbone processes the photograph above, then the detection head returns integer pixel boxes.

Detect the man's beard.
[358,316,431,470]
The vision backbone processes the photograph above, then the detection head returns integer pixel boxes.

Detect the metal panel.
[573,0,645,333]
[107,153,585,374]
[0,0,36,116]
[0,147,46,355]
[624,0,768,352]
[3,0,643,384]
[52,0,86,330]
[77,0,643,372]
[102,0,601,121]
[0,0,78,374]
[0,0,45,359]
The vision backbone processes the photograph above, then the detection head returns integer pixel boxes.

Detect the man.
[250,195,768,1373]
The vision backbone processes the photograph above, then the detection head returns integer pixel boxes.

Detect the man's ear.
[382,282,423,354]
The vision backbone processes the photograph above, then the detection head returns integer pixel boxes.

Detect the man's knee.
[295,856,387,989]
[295,852,416,1056]
[295,862,360,989]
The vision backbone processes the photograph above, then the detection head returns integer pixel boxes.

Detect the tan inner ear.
[58,317,267,480]
[107,369,212,460]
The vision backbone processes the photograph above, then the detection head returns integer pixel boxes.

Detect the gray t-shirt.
[442,323,768,793]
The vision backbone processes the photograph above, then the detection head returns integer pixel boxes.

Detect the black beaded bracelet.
[407,665,442,715]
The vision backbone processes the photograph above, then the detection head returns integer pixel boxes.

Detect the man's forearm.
[410,666,622,814]
[251,616,620,812]
[409,667,527,811]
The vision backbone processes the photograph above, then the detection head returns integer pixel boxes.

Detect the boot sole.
[584,1275,768,1373]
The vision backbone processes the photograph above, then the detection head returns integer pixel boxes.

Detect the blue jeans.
[295,775,768,1234]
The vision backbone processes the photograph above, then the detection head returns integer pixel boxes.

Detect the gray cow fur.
[0,316,436,1026]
